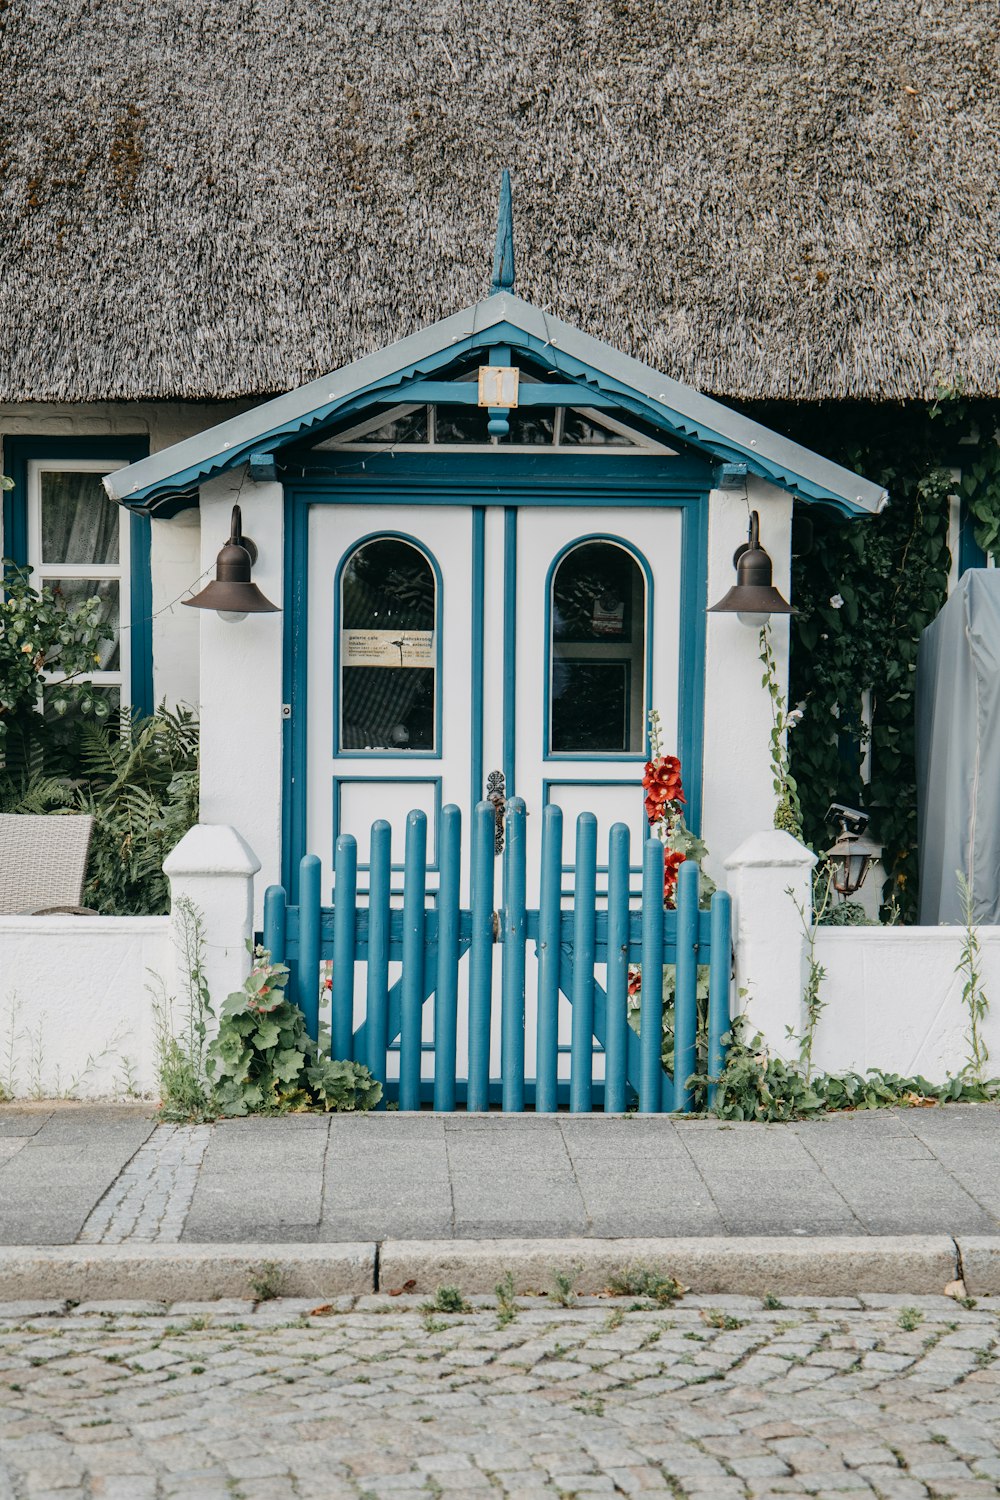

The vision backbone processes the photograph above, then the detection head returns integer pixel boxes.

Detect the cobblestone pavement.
[77,1128,211,1248]
[77,1127,211,1245]
[3,1294,1000,1499]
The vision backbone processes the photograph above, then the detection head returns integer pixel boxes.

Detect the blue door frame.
[279,454,712,896]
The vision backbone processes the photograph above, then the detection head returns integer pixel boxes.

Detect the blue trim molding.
[541,778,646,875]
[2,435,153,716]
[332,776,443,876]
[503,507,517,796]
[471,507,486,812]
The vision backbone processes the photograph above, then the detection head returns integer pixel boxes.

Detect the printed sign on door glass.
[340,536,437,752]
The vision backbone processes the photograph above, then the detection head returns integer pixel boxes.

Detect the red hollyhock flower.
[663,849,687,908]
[642,756,685,825]
[627,969,642,998]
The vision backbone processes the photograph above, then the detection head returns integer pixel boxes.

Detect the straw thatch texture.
[1,0,998,403]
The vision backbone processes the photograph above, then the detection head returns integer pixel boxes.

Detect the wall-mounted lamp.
[182,505,280,623]
[707,511,793,627]
[825,802,882,899]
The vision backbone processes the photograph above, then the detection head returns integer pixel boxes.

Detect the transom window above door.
[311,363,678,456]
[338,536,440,754]
[548,540,649,755]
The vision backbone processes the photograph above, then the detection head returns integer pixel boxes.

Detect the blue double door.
[303,496,689,903]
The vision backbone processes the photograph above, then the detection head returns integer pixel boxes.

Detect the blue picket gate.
[262,800,732,1113]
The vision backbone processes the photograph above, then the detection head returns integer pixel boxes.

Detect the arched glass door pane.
[550,541,646,753]
[340,537,437,752]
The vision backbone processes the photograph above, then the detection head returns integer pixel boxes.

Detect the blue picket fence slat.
[261,800,733,1114]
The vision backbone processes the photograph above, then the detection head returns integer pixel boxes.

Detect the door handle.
[486,769,506,854]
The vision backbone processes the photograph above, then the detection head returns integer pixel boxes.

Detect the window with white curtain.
[26,459,132,713]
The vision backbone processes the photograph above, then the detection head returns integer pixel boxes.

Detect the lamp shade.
[182,505,279,617]
[826,827,882,898]
[708,511,793,623]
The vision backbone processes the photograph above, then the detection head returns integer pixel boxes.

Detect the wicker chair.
[0,813,96,915]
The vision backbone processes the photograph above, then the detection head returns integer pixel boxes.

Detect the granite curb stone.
[379,1234,961,1295]
[0,1243,375,1301]
[0,1234,996,1299]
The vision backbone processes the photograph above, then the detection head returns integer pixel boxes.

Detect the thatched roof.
[2,0,998,405]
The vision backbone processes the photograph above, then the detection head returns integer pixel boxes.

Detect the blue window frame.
[2,436,153,716]
[544,535,653,761]
[332,532,443,759]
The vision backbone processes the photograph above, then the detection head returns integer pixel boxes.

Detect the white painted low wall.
[0,823,258,1101]
[0,916,170,1098]
[810,927,1000,1080]
[726,829,1000,1084]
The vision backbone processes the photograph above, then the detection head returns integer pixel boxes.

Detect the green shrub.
[205,947,382,1116]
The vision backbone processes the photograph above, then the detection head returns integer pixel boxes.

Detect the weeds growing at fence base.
[957,870,991,1082]
[693,1014,1000,1123]
[151,897,213,1122]
[0,990,132,1102]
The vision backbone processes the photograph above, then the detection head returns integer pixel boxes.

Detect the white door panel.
[307,505,473,897]
[513,507,683,894]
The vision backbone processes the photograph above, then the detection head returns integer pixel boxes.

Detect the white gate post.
[163,825,261,1011]
[723,830,817,1061]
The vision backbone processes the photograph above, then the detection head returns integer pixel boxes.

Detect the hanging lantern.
[707,510,793,626]
[182,505,280,622]
[825,804,882,898]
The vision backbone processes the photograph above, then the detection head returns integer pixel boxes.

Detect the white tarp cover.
[917,568,1000,925]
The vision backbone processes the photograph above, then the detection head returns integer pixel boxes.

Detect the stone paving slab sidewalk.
[3,1102,1000,1249]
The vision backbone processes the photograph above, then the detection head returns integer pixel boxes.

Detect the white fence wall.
[0,916,170,1098]
[2,821,998,1101]
[810,927,1000,1080]
[0,825,258,1100]
[727,830,1000,1083]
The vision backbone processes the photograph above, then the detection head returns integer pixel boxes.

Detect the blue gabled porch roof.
[105,292,888,517]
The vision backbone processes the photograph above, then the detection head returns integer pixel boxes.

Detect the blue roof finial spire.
[490,169,515,295]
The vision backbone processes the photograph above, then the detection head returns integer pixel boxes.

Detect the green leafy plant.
[76,707,199,914]
[898,1306,924,1332]
[423,1286,471,1315]
[757,400,958,921]
[702,1309,745,1330]
[606,1265,685,1307]
[205,946,382,1116]
[550,1267,581,1307]
[151,897,213,1122]
[759,623,804,838]
[495,1270,518,1327]
[956,871,990,1082]
[694,1014,1000,1122]
[818,899,871,927]
[247,1260,286,1301]
[786,870,837,1079]
[0,560,109,771]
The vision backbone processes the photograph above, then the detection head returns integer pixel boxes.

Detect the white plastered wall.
[0,400,252,710]
[701,476,793,885]
[196,470,284,922]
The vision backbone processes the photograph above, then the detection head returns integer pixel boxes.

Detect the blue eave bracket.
[249,451,279,482]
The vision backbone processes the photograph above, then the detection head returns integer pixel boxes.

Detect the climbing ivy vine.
[742,394,1000,922]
